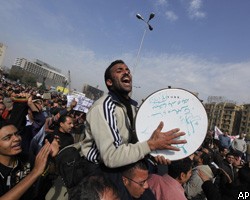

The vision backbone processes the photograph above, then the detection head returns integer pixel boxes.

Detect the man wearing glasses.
[121,159,155,200]
[80,60,186,199]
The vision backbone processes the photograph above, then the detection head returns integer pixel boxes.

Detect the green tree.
[22,74,37,87]
[8,68,23,81]
[39,77,47,90]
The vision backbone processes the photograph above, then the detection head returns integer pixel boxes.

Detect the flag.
[214,126,223,140]
[228,135,239,142]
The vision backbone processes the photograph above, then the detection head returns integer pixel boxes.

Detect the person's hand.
[233,156,243,168]
[18,92,30,99]
[31,142,51,177]
[154,155,171,165]
[197,169,210,182]
[11,92,30,103]
[70,98,77,108]
[27,95,33,106]
[147,121,187,151]
[189,153,195,161]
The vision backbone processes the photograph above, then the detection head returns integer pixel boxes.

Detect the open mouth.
[122,76,131,85]
[12,143,21,149]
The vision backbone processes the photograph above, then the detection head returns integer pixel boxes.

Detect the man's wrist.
[147,140,155,151]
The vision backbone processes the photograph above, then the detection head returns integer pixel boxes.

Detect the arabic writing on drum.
[136,88,208,160]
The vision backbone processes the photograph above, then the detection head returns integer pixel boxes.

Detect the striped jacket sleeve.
[85,96,151,168]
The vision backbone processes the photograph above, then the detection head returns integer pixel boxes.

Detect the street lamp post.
[133,13,155,74]
[136,13,155,31]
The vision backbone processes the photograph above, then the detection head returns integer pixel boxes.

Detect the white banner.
[214,126,223,140]
[67,94,94,113]
[214,126,239,141]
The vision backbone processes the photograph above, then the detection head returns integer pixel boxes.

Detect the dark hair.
[50,107,62,116]
[61,100,67,106]
[202,138,212,149]
[218,145,227,153]
[58,114,70,124]
[213,139,220,147]
[226,152,234,158]
[200,152,211,165]
[0,121,16,130]
[232,151,241,158]
[69,175,120,200]
[121,159,148,178]
[43,133,56,144]
[168,157,192,179]
[104,60,125,88]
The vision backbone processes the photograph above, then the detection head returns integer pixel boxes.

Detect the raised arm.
[0,143,51,200]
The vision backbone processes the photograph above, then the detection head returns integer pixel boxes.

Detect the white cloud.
[165,11,178,22]
[188,0,206,19]
[131,53,250,104]
[3,38,250,104]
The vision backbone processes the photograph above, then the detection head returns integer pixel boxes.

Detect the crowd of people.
[0,60,249,200]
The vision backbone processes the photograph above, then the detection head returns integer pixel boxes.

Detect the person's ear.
[179,172,185,181]
[122,176,128,185]
[106,79,113,87]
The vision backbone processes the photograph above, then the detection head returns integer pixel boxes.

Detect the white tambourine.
[135,88,208,161]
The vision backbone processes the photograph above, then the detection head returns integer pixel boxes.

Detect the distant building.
[205,102,241,135]
[239,104,250,134]
[0,43,7,67]
[82,84,104,101]
[12,58,67,88]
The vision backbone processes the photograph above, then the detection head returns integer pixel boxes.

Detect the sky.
[1,0,250,104]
